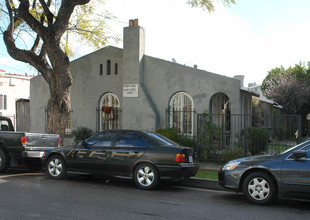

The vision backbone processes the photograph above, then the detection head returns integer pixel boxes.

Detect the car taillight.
[21,136,27,145]
[58,138,61,147]
[175,153,186,162]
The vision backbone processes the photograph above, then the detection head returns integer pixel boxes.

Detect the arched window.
[106,60,111,75]
[101,93,120,130]
[169,92,194,136]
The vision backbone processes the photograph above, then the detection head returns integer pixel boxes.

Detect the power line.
[0,62,31,74]
[0,52,36,75]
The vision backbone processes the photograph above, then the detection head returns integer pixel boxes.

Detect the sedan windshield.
[280,140,310,155]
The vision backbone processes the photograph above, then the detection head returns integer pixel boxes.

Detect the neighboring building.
[248,83,282,114]
[0,70,33,130]
[30,19,256,144]
[248,83,282,130]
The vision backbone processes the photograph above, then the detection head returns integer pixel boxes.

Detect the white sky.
[1,0,310,86]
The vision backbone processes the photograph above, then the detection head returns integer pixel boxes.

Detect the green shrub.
[274,126,286,141]
[155,128,181,143]
[155,128,196,148]
[179,136,196,148]
[221,147,246,162]
[72,126,93,144]
[245,127,268,155]
[197,111,222,159]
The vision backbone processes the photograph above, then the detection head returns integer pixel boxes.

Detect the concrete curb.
[179,177,226,191]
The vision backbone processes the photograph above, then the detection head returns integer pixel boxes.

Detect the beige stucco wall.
[69,46,123,132]
[29,22,251,139]
[142,55,241,129]
[29,75,49,133]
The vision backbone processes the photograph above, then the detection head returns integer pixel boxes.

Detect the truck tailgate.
[25,133,60,150]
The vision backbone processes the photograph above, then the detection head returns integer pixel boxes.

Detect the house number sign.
[123,84,139,97]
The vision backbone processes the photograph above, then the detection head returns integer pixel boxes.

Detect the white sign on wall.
[123,84,139,97]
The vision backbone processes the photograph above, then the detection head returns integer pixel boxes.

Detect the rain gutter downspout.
[139,56,159,129]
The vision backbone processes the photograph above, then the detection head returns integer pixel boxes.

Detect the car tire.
[0,149,9,173]
[242,172,276,205]
[46,155,66,179]
[134,163,159,190]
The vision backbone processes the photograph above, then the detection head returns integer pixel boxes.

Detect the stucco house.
[30,19,256,144]
[0,70,33,130]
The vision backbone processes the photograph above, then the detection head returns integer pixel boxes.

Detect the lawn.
[268,144,291,153]
[194,169,218,180]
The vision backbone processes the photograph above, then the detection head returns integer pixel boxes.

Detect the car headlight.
[222,161,241,171]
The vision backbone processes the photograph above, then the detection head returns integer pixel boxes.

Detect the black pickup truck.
[0,116,60,172]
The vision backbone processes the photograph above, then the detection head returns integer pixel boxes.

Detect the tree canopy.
[262,62,310,115]
[0,0,118,137]
[187,0,235,12]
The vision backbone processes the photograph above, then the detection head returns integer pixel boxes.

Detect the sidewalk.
[178,162,225,191]
[197,162,223,171]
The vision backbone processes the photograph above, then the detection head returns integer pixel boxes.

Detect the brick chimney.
[129,19,139,27]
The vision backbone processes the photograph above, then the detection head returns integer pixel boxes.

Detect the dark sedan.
[42,130,198,189]
[218,140,310,204]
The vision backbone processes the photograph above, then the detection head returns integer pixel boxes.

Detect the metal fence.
[196,113,302,162]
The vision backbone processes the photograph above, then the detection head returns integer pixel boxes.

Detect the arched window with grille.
[100,93,120,130]
[169,92,194,136]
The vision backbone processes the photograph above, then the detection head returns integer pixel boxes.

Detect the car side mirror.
[81,140,89,148]
[293,150,307,160]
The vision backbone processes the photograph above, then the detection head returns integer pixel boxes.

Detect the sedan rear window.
[86,132,116,147]
[146,132,175,146]
[115,132,148,148]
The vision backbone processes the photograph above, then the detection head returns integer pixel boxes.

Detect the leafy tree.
[72,126,93,144]
[0,0,115,138]
[0,0,235,138]
[262,62,310,114]
[188,0,236,11]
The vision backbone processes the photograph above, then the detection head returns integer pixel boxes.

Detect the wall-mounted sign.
[123,84,139,97]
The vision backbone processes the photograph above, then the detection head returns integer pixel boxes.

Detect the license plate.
[189,156,193,163]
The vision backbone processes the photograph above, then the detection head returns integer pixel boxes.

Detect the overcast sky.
[1,0,310,86]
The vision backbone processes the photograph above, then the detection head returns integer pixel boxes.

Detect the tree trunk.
[46,84,71,139]
[44,58,72,140]
[40,33,73,139]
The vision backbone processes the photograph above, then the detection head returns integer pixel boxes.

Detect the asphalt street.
[0,170,309,220]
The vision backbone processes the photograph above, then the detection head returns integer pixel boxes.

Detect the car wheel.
[46,155,66,179]
[243,172,276,205]
[134,163,159,190]
[0,149,9,173]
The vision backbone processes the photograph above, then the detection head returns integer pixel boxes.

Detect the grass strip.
[194,169,218,180]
